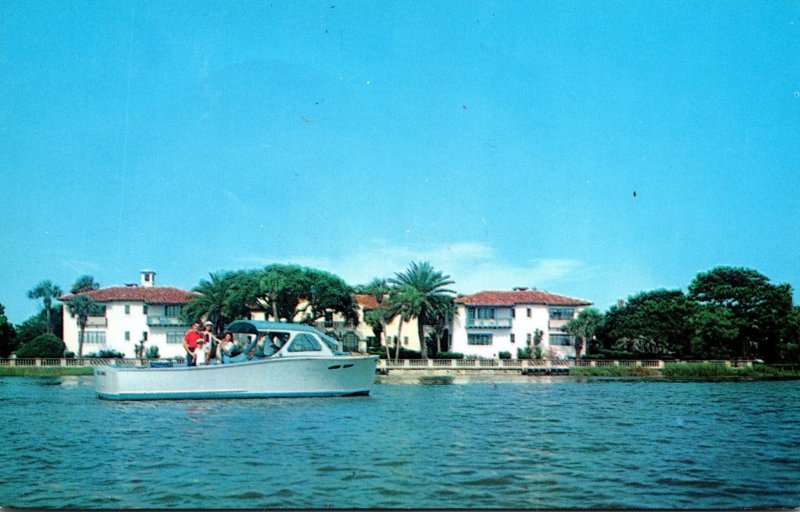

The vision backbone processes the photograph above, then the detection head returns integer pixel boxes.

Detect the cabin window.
[288,333,322,352]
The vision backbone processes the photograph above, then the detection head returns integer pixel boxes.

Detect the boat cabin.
[225,320,346,360]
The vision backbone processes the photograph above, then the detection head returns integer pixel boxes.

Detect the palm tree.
[68,294,98,357]
[386,284,422,361]
[70,275,100,294]
[426,295,456,355]
[563,308,603,359]
[388,261,455,359]
[183,271,236,334]
[28,280,63,334]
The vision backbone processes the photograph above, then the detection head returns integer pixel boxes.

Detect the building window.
[143,304,148,315]
[124,304,130,315]
[467,333,493,345]
[124,331,130,341]
[404,336,408,346]
[549,334,573,346]
[468,307,496,320]
[512,309,516,318]
[85,331,106,344]
[527,333,532,344]
[165,305,182,317]
[142,332,148,341]
[510,333,515,344]
[166,332,183,344]
[549,308,575,320]
[527,308,532,318]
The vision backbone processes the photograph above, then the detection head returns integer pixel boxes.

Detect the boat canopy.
[225,320,322,335]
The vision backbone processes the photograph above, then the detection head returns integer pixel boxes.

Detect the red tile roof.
[59,286,195,304]
[355,294,381,309]
[455,290,592,307]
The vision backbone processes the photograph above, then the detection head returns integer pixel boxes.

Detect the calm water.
[0,375,798,509]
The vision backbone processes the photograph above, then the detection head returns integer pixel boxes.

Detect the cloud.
[235,240,591,296]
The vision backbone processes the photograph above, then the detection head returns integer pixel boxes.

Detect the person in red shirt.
[183,322,202,367]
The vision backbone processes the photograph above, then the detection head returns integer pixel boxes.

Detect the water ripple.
[1,376,799,508]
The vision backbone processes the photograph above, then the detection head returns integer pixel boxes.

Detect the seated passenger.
[220,332,235,364]
[225,335,260,364]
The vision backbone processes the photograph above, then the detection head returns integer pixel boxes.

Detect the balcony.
[465,318,512,329]
[147,316,188,327]
[548,319,569,330]
[86,316,107,327]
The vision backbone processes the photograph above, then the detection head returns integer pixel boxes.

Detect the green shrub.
[14,334,66,358]
[84,349,125,358]
[144,346,160,359]
[570,365,658,377]
[498,351,512,360]
[434,351,464,359]
[662,363,736,378]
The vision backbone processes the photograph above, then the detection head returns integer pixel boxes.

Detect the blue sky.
[1,1,798,324]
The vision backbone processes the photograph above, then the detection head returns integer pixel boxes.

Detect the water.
[1,375,799,509]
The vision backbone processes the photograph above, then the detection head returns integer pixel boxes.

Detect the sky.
[1,0,798,324]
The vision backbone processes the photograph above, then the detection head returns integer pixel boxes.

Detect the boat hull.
[94,355,379,400]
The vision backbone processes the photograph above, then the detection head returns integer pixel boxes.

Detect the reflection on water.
[0,376,798,509]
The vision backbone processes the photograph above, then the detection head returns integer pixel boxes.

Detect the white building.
[451,288,592,359]
[59,271,195,358]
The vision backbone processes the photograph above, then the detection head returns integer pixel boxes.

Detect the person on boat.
[219,332,235,364]
[202,321,220,364]
[182,322,203,367]
[195,337,207,365]
[223,335,260,364]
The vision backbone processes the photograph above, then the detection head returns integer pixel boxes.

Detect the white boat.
[93,320,379,400]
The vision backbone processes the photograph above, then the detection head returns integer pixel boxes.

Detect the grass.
[572,362,800,380]
[570,365,659,377]
[0,366,94,377]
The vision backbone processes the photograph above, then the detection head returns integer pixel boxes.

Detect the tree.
[426,294,455,355]
[388,262,456,359]
[183,271,238,334]
[359,278,393,359]
[27,280,63,334]
[687,305,739,359]
[563,308,603,358]
[68,294,100,357]
[688,266,793,361]
[15,333,66,358]
[70,275,100,294]
[600,289,696,357]
[386,283,423,361]
[779,307,800,362]
[0,303,18,358]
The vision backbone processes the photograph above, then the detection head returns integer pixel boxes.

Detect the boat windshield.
[319,332,344,353]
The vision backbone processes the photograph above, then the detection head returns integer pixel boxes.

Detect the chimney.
[140,270,156,288]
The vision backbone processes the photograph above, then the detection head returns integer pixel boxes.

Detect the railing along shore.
[0,357,757,373]
[377,358,754,373]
